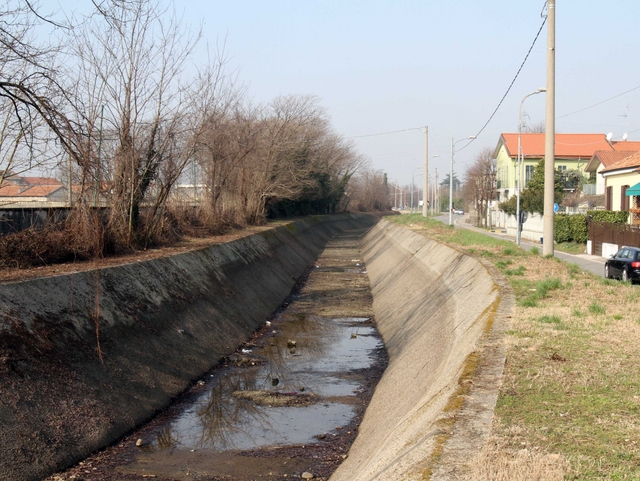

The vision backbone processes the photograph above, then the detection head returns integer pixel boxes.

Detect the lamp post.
[411,166,422,213]
[516,88,546,245]
[449,136,476,226]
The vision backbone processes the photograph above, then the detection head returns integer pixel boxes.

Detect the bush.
[554,213,588,244]
[554,214,572,243]
[588,210,629,224]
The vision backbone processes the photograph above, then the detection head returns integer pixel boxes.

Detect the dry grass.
[388,214,640,481]
[470,435,569,481]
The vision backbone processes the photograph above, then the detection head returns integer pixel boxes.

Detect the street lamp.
[449,136,476,226]
[516,88,546,245]
[411,166,422,213]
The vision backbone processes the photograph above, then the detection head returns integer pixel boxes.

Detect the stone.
[135,438,143,447]
[301,472,314,479]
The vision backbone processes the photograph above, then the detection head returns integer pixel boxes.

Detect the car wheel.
[622,268,629,282]
[605,265,610,278]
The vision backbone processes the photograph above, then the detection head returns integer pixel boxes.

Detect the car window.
[615,249,626,258]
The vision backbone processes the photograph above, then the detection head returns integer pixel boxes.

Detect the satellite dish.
[623,133,628,141]
[606,132,613,141]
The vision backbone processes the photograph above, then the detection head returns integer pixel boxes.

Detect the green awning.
[626,182,640,196]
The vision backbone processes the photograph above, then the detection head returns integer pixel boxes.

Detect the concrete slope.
[331,219,511,481]
[0,214,377,481]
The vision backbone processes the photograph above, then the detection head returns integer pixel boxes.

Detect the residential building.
[600,151,640,224]
[494,133,614,202]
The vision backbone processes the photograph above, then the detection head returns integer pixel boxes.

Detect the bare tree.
[347,168,389,212]
[0,1,76,182]
[69,0,202,246]
[462,147,496,228]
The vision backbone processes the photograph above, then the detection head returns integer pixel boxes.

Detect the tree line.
[0,0,389,263]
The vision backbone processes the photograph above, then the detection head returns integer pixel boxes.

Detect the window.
[525,165,534,186]
[557,165,567,172]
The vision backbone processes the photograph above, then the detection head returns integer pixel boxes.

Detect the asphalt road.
[433,213,606,278]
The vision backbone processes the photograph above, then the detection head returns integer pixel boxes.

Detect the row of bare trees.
[0,0,381,258]
[461,148,496,228]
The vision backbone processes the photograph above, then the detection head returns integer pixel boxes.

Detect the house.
[585,150,638,195]
[494,133,614,202]
[599,151,640,224]
[0,174,69,207]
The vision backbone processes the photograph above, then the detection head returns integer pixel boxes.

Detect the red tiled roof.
[585,150,638,172]
[20,176,63,186]
[18,185,64,197]
[601,151,640,173]
[611,141,640,151]
[0,185,25,196]
[500,133,614,159]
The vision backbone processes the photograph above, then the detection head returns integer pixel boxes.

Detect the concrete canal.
[66,225,386,480]
[0,215,512,481]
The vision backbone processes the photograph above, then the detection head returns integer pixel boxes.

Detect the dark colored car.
[604,246,640,282]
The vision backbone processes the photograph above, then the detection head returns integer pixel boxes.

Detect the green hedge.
[554,214,588,244]
[554,211,628,244]
[587,210,629,224]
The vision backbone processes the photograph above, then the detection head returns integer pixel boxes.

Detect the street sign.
[553,203,559,213]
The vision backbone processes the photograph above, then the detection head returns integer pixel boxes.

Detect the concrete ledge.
[0,214,377,481]
[331,219,511,480]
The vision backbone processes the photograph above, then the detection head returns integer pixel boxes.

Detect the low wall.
[331,219,511,480]
[0,214,377,481]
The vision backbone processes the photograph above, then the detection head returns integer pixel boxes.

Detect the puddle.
[146,316,382,452]
[49,225,386,481]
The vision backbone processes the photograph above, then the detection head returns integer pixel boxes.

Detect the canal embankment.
[330,219,512,481]
[0,214,512,481]
[0,214,377,481]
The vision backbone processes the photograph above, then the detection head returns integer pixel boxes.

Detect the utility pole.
[434,168,438,214]
[422,126,428,217]
[543,0,556,256]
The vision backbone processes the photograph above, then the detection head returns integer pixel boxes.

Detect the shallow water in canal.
[50,226,386,481]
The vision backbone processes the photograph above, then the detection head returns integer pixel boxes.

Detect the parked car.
[453,208,464,215]
[604,246,640,282]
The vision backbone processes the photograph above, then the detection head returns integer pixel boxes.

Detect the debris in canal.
[232,390,318,407]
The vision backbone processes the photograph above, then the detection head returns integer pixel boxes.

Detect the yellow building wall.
[605,172,640,212]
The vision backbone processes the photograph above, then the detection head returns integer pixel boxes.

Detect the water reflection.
[151,317,382,452]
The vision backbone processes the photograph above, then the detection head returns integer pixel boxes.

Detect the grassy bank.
[387,214,640,481]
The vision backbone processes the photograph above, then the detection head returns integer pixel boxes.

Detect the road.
[433,213,606,278]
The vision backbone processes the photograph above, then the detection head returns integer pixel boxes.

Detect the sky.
[46,1,640,187]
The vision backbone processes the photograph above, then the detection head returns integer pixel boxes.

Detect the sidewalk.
[440,214,606,278]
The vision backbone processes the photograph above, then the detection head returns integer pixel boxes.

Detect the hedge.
[554,214,587,244]
[587,210,629,224]
[554,211,628,244]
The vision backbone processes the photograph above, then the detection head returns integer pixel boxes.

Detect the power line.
[345,127,423,139]
[457,15,548,153]
[557,84,640,119]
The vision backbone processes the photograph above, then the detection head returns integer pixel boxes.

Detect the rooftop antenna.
[606,132,613,142]
[622,132,628,141]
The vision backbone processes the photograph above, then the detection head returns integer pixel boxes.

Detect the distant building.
[494,133,614,202]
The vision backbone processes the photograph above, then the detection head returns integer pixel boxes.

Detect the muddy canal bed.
[48,227,386,481]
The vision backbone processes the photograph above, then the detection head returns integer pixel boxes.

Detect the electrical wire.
[457,15,548,153]
[345,127,423,139]
[557,85,640,119]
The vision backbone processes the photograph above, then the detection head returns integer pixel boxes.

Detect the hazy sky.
[49,1,640,186]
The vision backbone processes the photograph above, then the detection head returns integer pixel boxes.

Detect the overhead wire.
[457,13,548,153]
[557,85,640,119]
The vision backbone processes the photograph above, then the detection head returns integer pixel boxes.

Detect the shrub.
[554,213,588,243]
[587,210,629,224]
